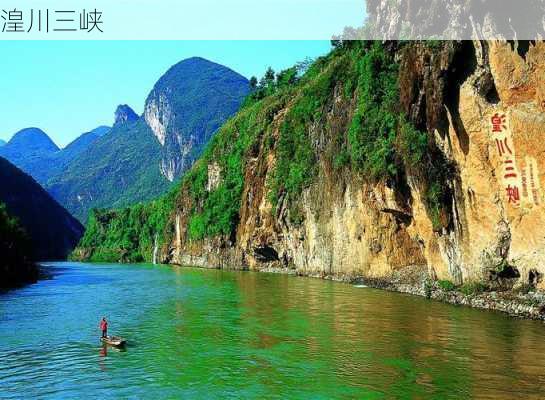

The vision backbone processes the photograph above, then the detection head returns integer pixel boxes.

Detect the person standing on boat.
[100,317,108,338]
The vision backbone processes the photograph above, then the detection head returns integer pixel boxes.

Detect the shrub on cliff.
[186,95,287,240]
[438,280,456,292]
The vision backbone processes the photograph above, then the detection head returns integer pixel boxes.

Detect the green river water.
[0,262,544,399]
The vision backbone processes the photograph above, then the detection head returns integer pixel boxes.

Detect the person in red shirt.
[100,317,108,338]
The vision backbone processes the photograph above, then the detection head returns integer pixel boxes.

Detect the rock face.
[392,40,545,289]
[443,41,545,287]
[144,57,250,181]
[362,0,545,40]
[158,41,545,291]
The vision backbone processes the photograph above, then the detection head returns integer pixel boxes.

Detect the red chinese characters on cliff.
[505,185,520,204]
[491,113,507,133]
[490,113,520,205]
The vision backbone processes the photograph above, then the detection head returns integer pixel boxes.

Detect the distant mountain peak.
[171,57,219,68]
[144,57,250,181]
[114,105,139,126]
[7,127,59,152]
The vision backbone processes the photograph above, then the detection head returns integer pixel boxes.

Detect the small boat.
[101,336,127,347]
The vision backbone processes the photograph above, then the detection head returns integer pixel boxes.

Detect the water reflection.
[99,344,108,372]
[227,271,545,399]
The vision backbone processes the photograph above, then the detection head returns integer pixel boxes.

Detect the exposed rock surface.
[159,41,545,297]
[144,57,250,182]
[362,0,545,40]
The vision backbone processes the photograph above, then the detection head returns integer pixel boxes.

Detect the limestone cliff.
[76,41,545,294]
[157,41,545,290]
[144,57,250,182]
[352,0,545,40]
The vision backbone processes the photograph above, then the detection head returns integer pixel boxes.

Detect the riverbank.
[169,262,545,322]
[266,265,545,322]
[73,249,545,322]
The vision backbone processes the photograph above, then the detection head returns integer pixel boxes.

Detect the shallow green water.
[1,262,544,399]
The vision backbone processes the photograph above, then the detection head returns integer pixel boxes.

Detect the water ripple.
[1,262,544,399]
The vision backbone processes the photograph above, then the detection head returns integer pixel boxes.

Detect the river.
[1,262,544,399]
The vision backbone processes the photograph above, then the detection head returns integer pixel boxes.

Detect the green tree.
[249,76,258,90]
[0,202,36,288]
[276,67,298,88]
[264,67,275,85]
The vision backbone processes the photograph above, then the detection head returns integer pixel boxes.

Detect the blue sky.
[1,1,363,40]
[0,41,332,147]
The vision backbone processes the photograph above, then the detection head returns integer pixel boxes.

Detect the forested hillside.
[0,202,37,288]
[0,128,60,184]
[47,117,169,223]
[0,126,110,187]
[0,157,83,260]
